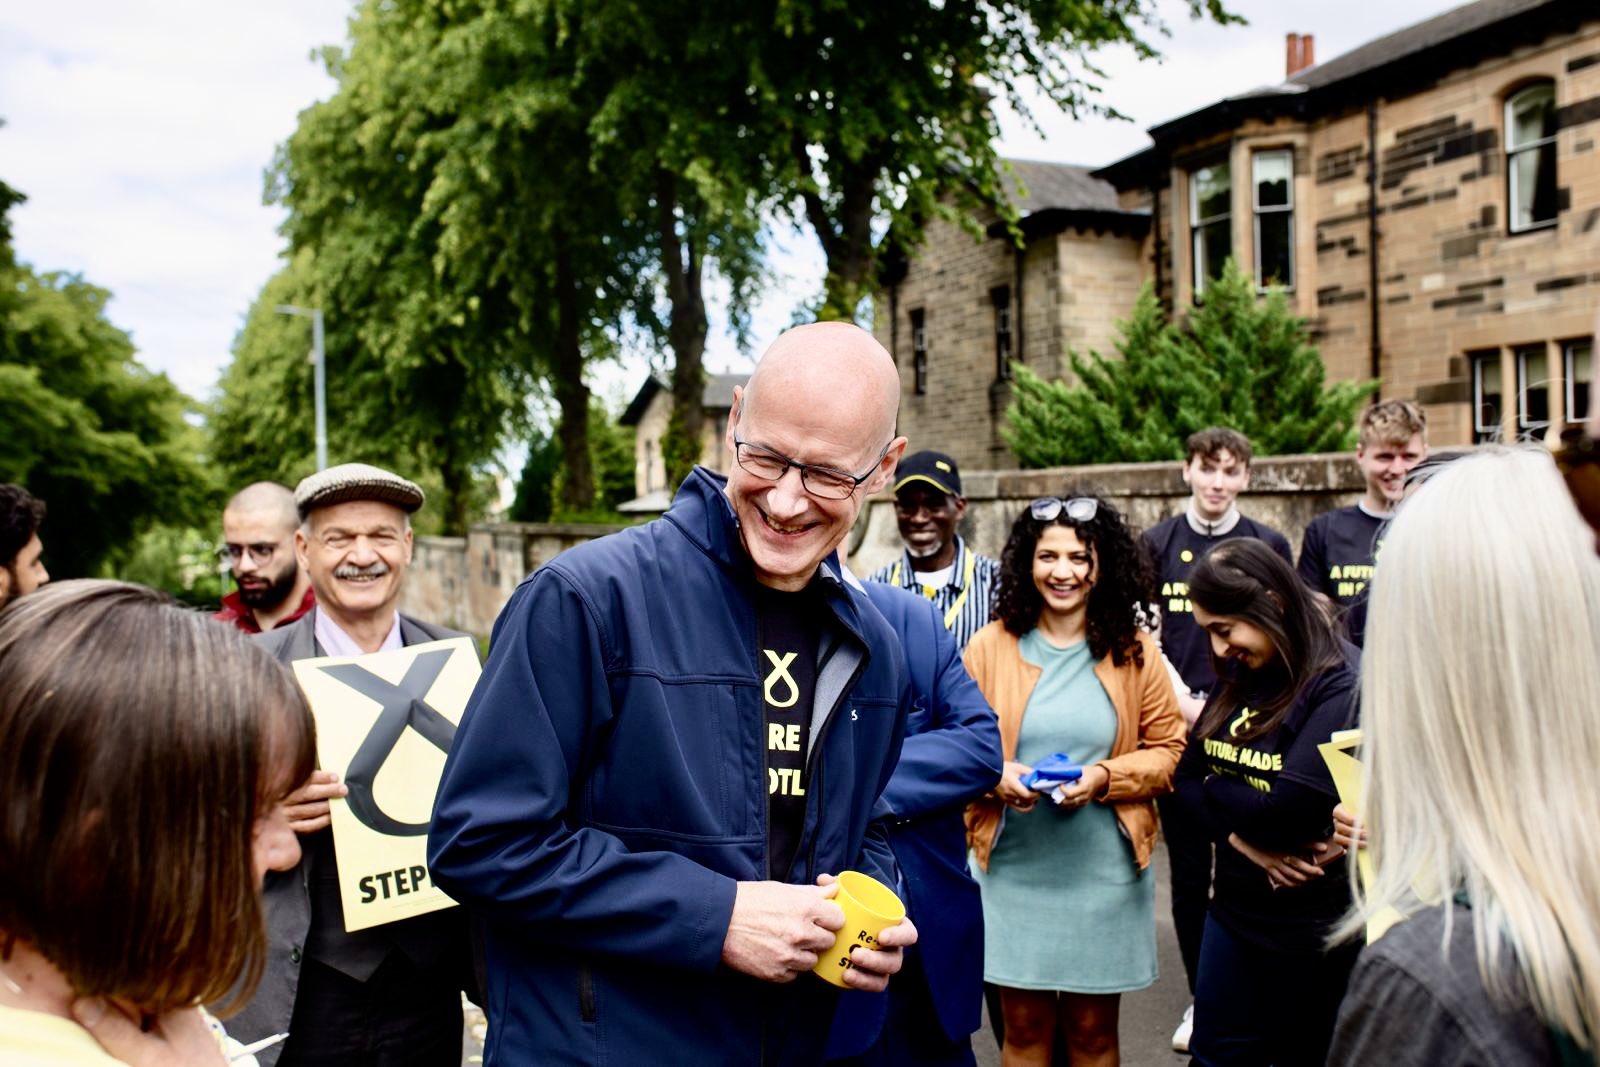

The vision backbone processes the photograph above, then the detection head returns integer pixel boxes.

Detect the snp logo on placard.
[292,637,480,933]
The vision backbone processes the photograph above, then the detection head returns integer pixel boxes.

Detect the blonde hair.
[1349,447,1600,1047]
[1358,398,1427,446]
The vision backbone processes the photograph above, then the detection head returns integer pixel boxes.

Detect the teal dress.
[970,631,1157,992]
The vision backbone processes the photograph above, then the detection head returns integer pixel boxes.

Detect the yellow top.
[0,1002,126,1066]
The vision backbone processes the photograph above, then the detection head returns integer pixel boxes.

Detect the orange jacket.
[964,623,1185,874]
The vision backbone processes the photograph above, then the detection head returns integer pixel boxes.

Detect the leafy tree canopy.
[1004,262,1375,467]
[749,0,1239,319]
[0,183,214,577]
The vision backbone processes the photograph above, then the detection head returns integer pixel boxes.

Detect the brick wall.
[874,206,1145,470]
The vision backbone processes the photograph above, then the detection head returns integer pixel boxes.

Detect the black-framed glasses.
[733,435,891,501]
[217,542,280,565]
[1029,497,1099,523]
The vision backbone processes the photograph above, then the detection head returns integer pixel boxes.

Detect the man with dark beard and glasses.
[213,482,315,633]
[228,463,477,1067]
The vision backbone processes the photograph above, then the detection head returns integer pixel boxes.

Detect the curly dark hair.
[0,485,45,568]
[993,491,1153,666]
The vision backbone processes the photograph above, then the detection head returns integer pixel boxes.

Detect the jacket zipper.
[805,655,866,883]
[578,965,596,1023]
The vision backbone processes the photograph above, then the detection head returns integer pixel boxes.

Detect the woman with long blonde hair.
[1329,448,1600,1064]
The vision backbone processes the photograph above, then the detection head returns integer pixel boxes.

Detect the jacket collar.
[664,466,869,641]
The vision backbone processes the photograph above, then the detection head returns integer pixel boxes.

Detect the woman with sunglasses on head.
[0,580,316,1067]
[1173,538,1359,1066]
[964,494,1185,1066]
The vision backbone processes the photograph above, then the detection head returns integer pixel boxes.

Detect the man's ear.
[865,437,909,494]
[725,389,742,452]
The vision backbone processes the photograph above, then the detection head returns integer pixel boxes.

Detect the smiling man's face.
[295,499,412,625]
[721,323,905,592]
[724,387,892,592]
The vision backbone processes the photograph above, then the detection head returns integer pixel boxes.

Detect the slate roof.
[620,372,745,426]
[1287,0,1558,91]
[1003,158,1124,214]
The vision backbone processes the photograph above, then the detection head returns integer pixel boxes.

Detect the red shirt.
[213,585,316,635]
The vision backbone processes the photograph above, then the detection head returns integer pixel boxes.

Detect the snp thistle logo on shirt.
[765,647,806,798]
[1201,707,1284,793]
[763,649,799,708]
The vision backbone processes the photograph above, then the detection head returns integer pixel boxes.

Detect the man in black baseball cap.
[866,450,999,651]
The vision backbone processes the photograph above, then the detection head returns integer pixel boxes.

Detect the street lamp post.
[276,304,327,471]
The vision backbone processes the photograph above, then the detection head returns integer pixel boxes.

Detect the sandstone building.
[878,0,1599,467]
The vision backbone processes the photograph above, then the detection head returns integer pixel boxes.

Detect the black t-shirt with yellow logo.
[1141,515,1294,695]
[1297,505,1388,647]
[1175,648,1360,953]
[754,585,820,879]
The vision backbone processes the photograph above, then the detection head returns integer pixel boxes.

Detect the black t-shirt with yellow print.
[1297,505,1389,647]
[754,585,821,880]
[1174,644,1361,953]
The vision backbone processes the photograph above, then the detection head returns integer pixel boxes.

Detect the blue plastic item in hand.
[1022,752,1082,791]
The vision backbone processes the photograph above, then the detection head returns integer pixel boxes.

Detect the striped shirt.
[866,536,1001,652]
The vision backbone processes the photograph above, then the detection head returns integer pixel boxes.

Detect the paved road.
[461,841,1191,1065]
[972,840,1192,1066]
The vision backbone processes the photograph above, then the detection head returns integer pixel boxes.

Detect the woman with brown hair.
[0,580,316,1065]
[965,495,1185,1066]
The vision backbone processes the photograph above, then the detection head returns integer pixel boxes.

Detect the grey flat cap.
[294,463,425,518]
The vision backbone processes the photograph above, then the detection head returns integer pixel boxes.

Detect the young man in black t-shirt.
[1138,427,1293,1052]
[1298,401,1428,646]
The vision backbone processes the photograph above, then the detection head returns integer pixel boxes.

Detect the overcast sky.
[2,0,1468,411]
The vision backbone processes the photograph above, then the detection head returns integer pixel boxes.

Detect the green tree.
[749,0,1239,320]
[515,401,636,523]
[1004,263,1375,467]
[265,0,665,526]
[0,185,215,577]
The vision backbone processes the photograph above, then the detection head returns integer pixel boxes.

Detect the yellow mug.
[811,871,907,988]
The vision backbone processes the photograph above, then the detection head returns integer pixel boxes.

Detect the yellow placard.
[292,637,480,933]
[1318,729,1403,942]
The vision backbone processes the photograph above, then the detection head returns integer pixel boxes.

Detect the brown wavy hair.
[994,492,1152,666]
[0,580,316,1014]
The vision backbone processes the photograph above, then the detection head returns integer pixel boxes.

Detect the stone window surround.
[1503,78,1560,236]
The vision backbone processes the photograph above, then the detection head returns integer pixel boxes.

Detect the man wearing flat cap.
[228,462,476,1067]
[867,450,1000,652]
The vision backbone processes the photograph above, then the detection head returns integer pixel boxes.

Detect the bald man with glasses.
[430,322,921,1065]
[213,481,315,634]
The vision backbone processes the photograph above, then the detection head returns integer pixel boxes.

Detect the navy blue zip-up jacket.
[428,469,911,1066]
[826,581,1002,1059]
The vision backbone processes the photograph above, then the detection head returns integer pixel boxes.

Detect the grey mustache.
[334,562,390,579]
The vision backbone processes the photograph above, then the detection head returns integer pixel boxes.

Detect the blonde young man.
[1298,401,1428,647]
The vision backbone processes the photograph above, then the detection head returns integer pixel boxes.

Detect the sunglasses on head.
[1029,497,1099,523]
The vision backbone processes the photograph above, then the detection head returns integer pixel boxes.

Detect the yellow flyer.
[292,637,480,933]
[1318,729,1403,942]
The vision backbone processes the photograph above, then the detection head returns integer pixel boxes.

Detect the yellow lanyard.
[892,552,976,631]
